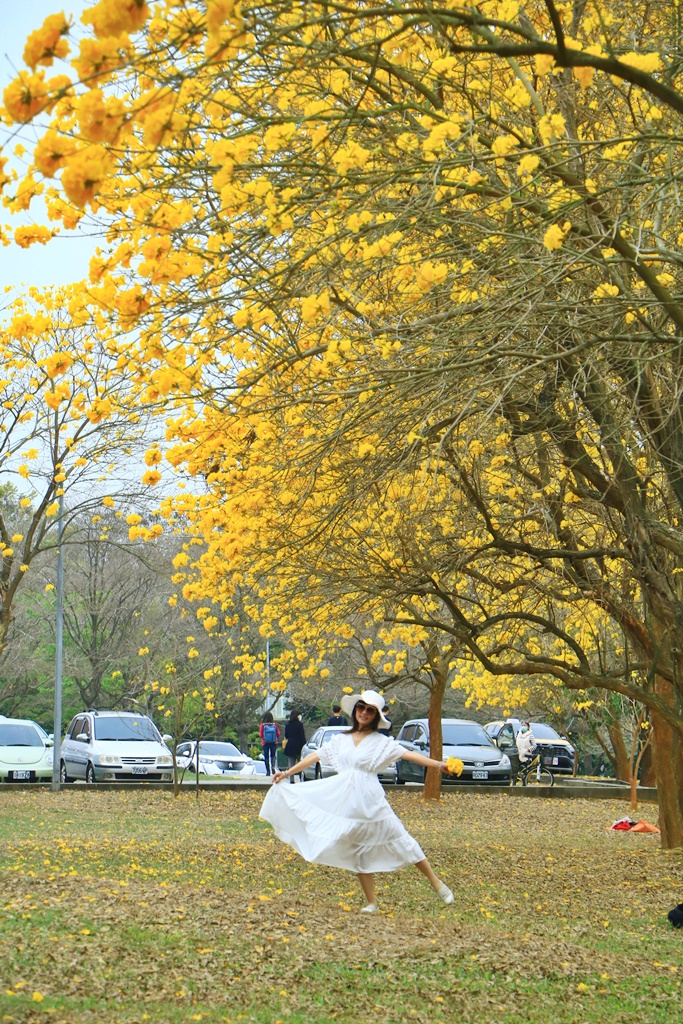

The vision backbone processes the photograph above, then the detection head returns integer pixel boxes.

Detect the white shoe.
[360,903,377,914]
[436,884,454,905]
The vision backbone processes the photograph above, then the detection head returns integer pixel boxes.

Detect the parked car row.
[0,709,575,786]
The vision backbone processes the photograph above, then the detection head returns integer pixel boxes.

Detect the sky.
[1,0,94,292]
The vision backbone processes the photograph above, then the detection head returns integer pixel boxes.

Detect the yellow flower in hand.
[445,757,464,776]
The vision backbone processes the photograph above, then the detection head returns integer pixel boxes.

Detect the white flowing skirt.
[260,769,424,873]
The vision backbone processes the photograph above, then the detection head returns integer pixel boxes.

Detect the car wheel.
[85,762,96,784]
[60,761,72,784]
[314,763,322,780]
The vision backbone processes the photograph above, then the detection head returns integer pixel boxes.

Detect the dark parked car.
[484,719,575,776]
[395,718,512,785]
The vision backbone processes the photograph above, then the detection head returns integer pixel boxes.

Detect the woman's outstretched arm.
[400,749,454,773]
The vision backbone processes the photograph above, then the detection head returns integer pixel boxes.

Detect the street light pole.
[51,491,65,791]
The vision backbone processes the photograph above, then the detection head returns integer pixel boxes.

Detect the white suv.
[60,711,173,783]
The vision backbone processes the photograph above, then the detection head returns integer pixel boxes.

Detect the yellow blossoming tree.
[0,288,156,659]
[5,1,683,844]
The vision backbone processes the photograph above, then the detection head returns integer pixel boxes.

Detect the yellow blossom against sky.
[0,0,92,289]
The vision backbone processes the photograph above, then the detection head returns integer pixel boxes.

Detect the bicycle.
[517,752,555,787]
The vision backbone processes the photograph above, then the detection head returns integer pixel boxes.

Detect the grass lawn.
[0,788,681,1024]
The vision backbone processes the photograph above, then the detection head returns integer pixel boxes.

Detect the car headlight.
[43,749,54,764]
[156,756,173,767]
[198,757,213,764]
[499,754,511,767]
[96,755,122,766]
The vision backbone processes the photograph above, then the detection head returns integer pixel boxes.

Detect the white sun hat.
[340,690,391,729]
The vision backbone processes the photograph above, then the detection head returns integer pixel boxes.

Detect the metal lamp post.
[51,492,65,791]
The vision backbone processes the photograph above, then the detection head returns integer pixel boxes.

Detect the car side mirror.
[45,738,54,747]
[162,734,173,744]
[308,742,318,749]
[76,733,89,742]
[416,740,427,750]
[496,737,513,749]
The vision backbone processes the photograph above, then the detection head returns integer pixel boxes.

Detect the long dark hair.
[262,711,274,724]
[289,709,301,721]
[348,702,380,734]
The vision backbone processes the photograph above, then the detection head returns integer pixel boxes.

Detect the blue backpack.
[263,723,277,743]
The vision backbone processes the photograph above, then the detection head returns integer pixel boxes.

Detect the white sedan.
[175,740,257,776]
[0,716,54,782]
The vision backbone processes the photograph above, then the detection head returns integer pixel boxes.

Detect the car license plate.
[131,766,148,775]
[472,770,488,780]
[13,770,31,780]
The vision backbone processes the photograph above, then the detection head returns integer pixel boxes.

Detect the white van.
[60,710,173,783]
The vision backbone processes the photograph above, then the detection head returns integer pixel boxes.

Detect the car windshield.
[323,729,344,745]
[199,742,242,757]
[530,723,561,740]
[0,724,43,746]
[94,717,161,742]
[442,724,493,747]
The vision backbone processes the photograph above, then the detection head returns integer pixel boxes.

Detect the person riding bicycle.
[516,721,537,765]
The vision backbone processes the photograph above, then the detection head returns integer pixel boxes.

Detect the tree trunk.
[606,720,631,782]
[639,740,656,787]
[424,672,447,801]
[651,677,683,848]
[630,775,638,812]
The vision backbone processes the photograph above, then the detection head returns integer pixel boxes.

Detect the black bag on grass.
[667,903,683,928]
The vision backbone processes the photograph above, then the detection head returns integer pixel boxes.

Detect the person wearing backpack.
[259,711,281,776]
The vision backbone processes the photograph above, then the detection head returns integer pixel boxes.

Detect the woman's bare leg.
[357,872,375,905]
[414,857,443,891]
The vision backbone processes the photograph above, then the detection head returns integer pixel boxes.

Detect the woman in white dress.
[260,690,455,913]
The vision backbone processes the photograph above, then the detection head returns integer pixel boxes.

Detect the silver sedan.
[300,726,397,783]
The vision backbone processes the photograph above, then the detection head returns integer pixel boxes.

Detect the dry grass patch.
[0,789,680,1024]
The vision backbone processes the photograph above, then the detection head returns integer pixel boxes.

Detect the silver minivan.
[60,710,173,783]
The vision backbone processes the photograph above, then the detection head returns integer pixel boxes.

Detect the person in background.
[283,709,306,783]
[516,721,536,764]
[378,705,392,736]
[327,703,348,726]
[259,711,281,777]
